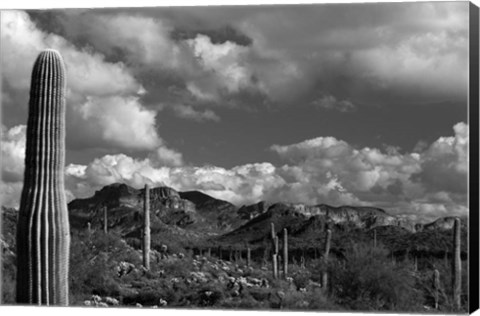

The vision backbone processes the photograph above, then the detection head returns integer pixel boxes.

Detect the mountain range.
[2,183,468,261]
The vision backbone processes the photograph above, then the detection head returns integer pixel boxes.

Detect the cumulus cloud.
[19,3,469,114]
[2,122,467,222]
[15,122,459,223]
[1,125,26,182]
[1,10,163,153]
[71,96,161,150]
[235,2,468,106]
[1,124,26,208]
[184,34,258,99]
[414,122,468,194]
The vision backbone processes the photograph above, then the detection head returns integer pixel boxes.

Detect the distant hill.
[179,191,240,231]
[215,201,468,258]
[2,182,469,260]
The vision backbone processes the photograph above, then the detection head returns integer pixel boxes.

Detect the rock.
[105,297,119,306]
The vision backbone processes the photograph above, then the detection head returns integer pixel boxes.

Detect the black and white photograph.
[0,1,478,314]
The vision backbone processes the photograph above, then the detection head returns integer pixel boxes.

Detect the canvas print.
[0,1,477,313]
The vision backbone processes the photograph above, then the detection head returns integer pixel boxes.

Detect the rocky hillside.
[216,201,468,258]
[2,182,469,260]
[179,191,240,231]
[68,183,242,237]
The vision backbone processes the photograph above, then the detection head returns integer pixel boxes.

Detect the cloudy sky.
[1,2,470,223]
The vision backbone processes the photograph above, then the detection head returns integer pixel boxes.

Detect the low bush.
[328,242,422,311]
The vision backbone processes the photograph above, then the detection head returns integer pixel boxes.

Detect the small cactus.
[452,218,461,309]
[300,256,305,269]
[247,247,251,267]
[143,184,151,270]
[16,49,70,305]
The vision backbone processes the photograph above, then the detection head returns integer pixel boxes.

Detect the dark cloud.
[171,25,252,46]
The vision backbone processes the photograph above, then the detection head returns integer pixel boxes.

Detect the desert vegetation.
[2,203,468,312]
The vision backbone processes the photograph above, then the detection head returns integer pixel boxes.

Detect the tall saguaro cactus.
[270,223,279,279]
[143,184,151,270]
[272,254,278,279]
[322,229,332,294]
[433,269,440,309]
[283,228,288,278]
[103,206,108,234]
[452,218,461,309]
[16,49,70,305]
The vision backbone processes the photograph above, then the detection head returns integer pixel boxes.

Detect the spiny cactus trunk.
[16,49,70,305]
[270,222,276,251]
[452,218,461,310]
[103,206,108,234]
[272,254,278,279]
[322,229,331,294]
[274,236,279,255]
[283,228,288,279]
[143,184,151,270]
[433,269,440,309]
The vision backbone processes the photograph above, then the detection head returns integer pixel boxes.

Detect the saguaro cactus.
[143,184,151,270]
[272,254,278,279]
[103,206,108,234]
[16,49,70,305]
[322,229,332,294]
[452,218,461,309]
[86,222,92,237]
[270,222,276,250]
[433,269,440,309]
[283,228,288,278]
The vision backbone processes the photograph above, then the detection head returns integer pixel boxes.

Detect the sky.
[0,1,471,223]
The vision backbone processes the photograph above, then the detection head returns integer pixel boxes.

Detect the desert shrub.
[329,242,422,311]
[1,250,16,304]
[291,269,312,290]
[415,258,469,312]
[69,231,140,303]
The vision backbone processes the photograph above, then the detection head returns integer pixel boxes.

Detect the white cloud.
[185,34,255,97]
[149,147,184,167]
[52,122,469,223]
[415,122,468,193]
[1,125,26,182]
[1,10,162,153]
[72,96,161,150]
